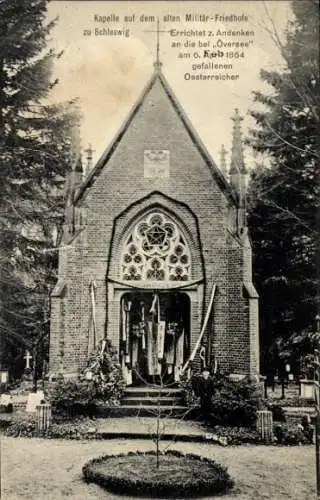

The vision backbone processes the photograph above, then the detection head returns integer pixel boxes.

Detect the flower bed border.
[82,450,234,498]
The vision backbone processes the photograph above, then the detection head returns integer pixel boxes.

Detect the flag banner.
[121,301,127,342]
[147,321,161,375]
[174,329,184,382]
[140,303,146,350]
[132,338,139,368]
[158,321,166,360]
[124,301,132,356]
[165,335,175,366]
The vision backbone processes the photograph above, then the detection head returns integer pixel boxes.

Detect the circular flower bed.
[83,450,234,498]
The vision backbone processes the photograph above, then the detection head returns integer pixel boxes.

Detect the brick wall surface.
[49,74,259,378]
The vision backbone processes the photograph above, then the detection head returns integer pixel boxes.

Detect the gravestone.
[0,371,9,384]
[0,393,13,413]
[36,403,52,433]
[26,390,44,413]
[256,410,273,443]
[0,394,11,406]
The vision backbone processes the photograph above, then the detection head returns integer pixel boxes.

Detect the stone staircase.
[97,386,189,417]
[122,387,187,415]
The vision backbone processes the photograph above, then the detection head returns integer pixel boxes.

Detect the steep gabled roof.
[74,68,237,204]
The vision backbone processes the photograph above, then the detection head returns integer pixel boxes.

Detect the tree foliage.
[0,0,80,376]
[247,0,319,370]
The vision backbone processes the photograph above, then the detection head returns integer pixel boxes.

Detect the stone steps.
[122,387,184,408]
[122,397,183,406]
[124,387,183,396]
[123,386,183,401]
[97,386,189,417]
[95,405,190,418]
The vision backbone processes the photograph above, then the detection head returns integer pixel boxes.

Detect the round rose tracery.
[121,212,190,281]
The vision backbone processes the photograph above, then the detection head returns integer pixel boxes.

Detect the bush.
[4,417,102,440]
[49,379,98,418]
[49,339,126,418]
[45,421,99,440]
[5,418,37,437]
[190,373,262,428]
[273,423,311,445]
[209,425,262,445]
[266,395,314,408]
[84,339,126,402]
[179,372,201,407]
[83,450,234,498]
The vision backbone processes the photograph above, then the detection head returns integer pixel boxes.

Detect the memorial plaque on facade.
[144,150,170,178]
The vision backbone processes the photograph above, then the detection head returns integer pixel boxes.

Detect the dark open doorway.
[120,291,190,386]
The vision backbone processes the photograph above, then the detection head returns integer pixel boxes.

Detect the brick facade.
[49,68,259,381]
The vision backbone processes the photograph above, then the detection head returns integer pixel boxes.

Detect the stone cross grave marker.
[24,350,33,370]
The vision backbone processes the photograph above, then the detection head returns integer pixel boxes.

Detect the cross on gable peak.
[154,17,162,71]
[144,18,168,72]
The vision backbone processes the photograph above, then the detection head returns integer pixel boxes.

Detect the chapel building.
[49,61,259,384]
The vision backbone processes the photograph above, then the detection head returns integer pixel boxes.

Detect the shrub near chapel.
[49,340,125,418]
[190,373,262,427]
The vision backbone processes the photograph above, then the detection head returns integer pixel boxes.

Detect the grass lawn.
[83,451,233,497]
[88,453,224,482]
[0,437,316,499]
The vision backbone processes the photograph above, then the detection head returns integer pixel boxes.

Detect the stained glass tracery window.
[121,212,191,281]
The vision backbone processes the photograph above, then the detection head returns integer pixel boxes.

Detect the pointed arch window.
[120,212,191,281]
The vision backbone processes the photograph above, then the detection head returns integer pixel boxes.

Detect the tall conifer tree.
[247,0,319,370]
[0,0,79,377]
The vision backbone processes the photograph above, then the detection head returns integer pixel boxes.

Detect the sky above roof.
[48,0,292,171]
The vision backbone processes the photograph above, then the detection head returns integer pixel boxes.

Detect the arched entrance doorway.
[110,209,198,386]
[120,291,190,386]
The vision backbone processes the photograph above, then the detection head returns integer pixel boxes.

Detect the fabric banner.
[140,303,146,351]
[147,321,161,375]
[158,321,166,360]
[149,294,160,321]
[165,336,175,365]
[174,329,184,382]
[121,301,126,342]
[141,330,146,351]
[124,301,131,356]
[132,338,139,368]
